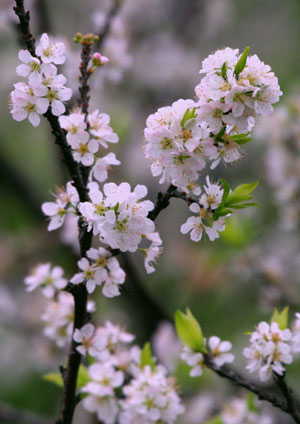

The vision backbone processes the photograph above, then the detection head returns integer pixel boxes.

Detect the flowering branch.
[204,355,300,422]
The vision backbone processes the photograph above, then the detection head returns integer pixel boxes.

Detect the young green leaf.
[181,107,197,128]
[214,126,226,142]
[271,307,289,330]
[43,364,90,389]
[43,372,63,388]
[77,364,92,389]
[219,178,230,203]
[175,309,207,353]
[231,181,258,195]
[140,342,156,370]
[234,46,250,77]
[221,62,227,80]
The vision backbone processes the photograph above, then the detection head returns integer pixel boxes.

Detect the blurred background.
[1,0,300,422]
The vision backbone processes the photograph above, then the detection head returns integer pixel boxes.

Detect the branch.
[274,372,300,423]
[148,184,200,221]
[13,0,35,55]
[95,0,122,51]
[204,355,300,423]
[12,3,93,423]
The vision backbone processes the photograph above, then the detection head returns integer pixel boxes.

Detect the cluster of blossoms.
[180,176,226,242]
[59,109,120,169]
[10,33,72,126]
[24,264,95,347]
[71,247,125,297]
[73,322,184,424]
[181,335,234,377]
[256,94,300,231]
[144,47,282,193]
[243,314,300,382]
[79,182,161,259]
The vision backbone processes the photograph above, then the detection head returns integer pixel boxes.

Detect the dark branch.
[274,372,300,423]
[13,0,35,55]
[95,0,122,51]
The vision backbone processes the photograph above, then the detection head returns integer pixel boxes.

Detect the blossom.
[119,365,184,423]
[200,176,223,209]
[208,336,235,367]
[37,69,72,116]
[35,33,66,65]
[142,232,163,274]
[243,321,293,381]
[90,152,121,183]
[70,257,107,294]
[9,82,48,127]
[81,363,123,424]
[68,131,98,166]
[58,111,86,143]
[73,323,107,356]
[41,182,78,231]
[16,49,41,78]
[42,293,95,348]
[80,183,155,252]
[24,263,67,298]
[144,98,215,190]
[87,109,119,148]
[181,202,226,242]
[86,246,126,297]
[181,346,204,377]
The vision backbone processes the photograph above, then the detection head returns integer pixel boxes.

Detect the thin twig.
[94,0,122,51]
[13,0,35,55]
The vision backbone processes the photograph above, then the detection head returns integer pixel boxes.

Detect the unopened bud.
[91,52,110,67]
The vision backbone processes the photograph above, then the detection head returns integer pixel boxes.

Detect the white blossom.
[24,263,67,298]
[70,257,107,294]
[119,365,184,423]
[181,346,204,377]
[208,336,235,367]
[243,321,293,381]
[90,152,121,183]
[35,33,66,65]
[88,109,119,148]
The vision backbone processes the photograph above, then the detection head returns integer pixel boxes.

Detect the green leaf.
[77,364,91,389]
[271,307,289,330]
[219,178,230,203]
[181,107,197,128]
[234,46,250,77]
[231,181,258,195]
[225,193,253,206]
[140,342,156,370]
[205,416,223,424]
[234,137,252,145]
[221,62,227,80]
[229,202,259,209]
[214,208,232,218]
[247,392,258,412]
[43,372,63,388]
[214,126,226,142]
[175,309,207,353]
[43,364,90,389]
